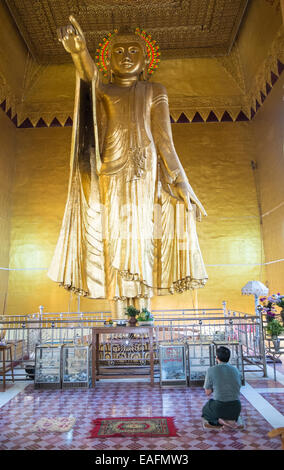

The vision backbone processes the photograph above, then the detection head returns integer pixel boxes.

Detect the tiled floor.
[247,379,284,389]
[260,393,284,415]
[0,356,284,451]
[0,375,283,450]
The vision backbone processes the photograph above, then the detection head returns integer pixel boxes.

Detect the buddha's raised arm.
[151,82,207,218]
[57,16,97,82]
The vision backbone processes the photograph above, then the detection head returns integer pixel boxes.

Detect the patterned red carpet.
[89,417,178,438]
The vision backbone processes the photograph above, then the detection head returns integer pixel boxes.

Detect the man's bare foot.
[218,418,239,429]
[202,419,223,430]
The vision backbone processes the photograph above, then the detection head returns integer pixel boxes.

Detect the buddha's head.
[105,29,150,81]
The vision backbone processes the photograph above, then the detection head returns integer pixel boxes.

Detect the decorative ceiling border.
[0,73,19,123]
[246,27,284,113]
[0,2,282,128]
[4,0,248,63]
[264,0,281,13]
[1,59,282,127]
[0,22,283,128]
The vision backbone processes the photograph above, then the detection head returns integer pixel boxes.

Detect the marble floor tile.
[0,381,282,450]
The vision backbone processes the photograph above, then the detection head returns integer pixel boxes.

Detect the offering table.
[91,326,154,387]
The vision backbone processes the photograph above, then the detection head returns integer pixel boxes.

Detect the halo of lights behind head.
[95,28,161,79]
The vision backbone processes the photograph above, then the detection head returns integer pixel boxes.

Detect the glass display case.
[187,341,211,384]
[34,344,62,389]
[210,341,245,384]
[159,342,187,387]
[62,344,91,388]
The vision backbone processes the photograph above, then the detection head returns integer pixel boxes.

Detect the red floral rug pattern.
[89,416,178,438]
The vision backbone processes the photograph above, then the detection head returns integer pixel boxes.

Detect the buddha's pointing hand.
[57,16,86,55]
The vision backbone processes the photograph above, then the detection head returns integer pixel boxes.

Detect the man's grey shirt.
[204,363,241,402]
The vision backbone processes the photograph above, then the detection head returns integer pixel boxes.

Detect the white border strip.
[0,267,48,271]
[207,259,284,267]
[262,201,284,218]
[241,383,284,428]
[0,382,30,408]
[265,258,284,266]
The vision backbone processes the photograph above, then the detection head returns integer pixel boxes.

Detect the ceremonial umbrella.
[241,280,269,315]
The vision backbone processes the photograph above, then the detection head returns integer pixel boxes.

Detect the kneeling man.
[202,346,242,429]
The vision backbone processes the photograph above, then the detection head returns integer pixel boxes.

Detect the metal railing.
[0,305,268,381]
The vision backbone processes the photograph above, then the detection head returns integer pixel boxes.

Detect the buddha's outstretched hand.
[57,16,86,55]
[174,181,207,220]
[174,182,193,212]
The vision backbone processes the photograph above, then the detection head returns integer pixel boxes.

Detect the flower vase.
[281,309,284,326]
[128,316,137,327]
[272,336,280,352]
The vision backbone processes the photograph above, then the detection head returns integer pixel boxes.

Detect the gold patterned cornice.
[22,53,46,102]
[246,25,284,112]
[0,70,18,120]
[168,26,284,121]
[11,29,282,127]
[265,0,281,14]
[169,95,249,122]
[1,5,283,126]
[1,55,283,127]
[4,0,248,63]
[216,43,247,94]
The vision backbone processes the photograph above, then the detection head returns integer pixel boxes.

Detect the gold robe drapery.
[47,74,208,300]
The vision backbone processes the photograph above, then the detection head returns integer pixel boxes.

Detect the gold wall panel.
[252,74,284,296]
[262,206,284,261]
[0,111,16,314]
[0,270,9,315]
[153,57,244,98]
[9,127,71,267]
[238,0,282,91]
[24,57,242,106]
[0,1,27,101]
[152,265,262,314]
[252,77,284,213]
[0,0,281,317]
[266,263,284,296]
[20,55,247,128]
[6,121,263,315]
[170,122,264,313]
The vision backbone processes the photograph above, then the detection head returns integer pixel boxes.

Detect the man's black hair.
[216,346,230,363]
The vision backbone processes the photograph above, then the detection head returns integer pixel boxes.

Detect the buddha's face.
[109,40,145,78]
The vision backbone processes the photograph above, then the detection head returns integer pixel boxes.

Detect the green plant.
[137,308,154,322]
[125,305,140,317]
[266,319,284,338]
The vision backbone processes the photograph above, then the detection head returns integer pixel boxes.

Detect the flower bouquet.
[257,296,277,323]
[272,293,284,324]
[125,305,140,326]
[125,306,140,317]
[137,308,154,326]
[266,319,284,339]
[258,294,284,325]
[266,319,284,351]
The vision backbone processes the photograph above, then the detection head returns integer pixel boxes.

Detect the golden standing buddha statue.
[48,16,208,316]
